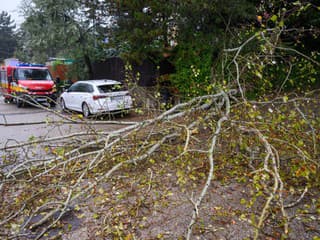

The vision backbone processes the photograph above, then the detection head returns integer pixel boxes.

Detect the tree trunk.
[84,54,94,79]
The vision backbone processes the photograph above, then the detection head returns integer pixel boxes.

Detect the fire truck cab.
[0,58,57,107]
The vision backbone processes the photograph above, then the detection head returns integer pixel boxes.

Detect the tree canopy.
[15,0,320,96]
[17,0,105,79]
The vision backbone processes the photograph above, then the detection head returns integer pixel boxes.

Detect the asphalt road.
[0,97,124,149]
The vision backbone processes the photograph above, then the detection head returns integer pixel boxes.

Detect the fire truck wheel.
[16,98,23,108]
[4,98,12,104]
[49,101,56,108]
[82,102,91,118]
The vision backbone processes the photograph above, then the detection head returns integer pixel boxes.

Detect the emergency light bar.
[4,58,45,67]
[16,63,45,67]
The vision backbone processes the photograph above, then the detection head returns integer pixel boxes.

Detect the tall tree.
[98,0,257,98]
[101,0,256,59]
[0,11,17,61]
[17,0,106,79]
[107,0,174,62]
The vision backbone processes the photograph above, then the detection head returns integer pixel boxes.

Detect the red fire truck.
[0,58,57,107]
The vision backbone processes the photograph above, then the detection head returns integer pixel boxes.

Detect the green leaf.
[240,198,246,205]
[270,15,278,22]
[255,70,262,79]
[293,1,301,6]
[279,20,284,27]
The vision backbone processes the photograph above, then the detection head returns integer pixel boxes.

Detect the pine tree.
[0,11,17,61]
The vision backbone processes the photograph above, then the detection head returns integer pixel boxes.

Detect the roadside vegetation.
[0,0,319,239]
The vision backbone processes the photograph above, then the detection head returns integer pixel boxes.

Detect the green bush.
[170,38,214,100]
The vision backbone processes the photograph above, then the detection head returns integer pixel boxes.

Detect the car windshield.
[98,84,125,93]
[16,68,53,81]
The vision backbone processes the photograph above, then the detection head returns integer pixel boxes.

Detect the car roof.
[77,79,121,86]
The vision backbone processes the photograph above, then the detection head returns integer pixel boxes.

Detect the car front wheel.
[60,98,67,112]
[82,102,91,118]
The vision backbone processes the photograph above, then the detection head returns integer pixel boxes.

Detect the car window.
[98,84,124,93]
[84,84,94,93]
[68,83,93,93]
[68,83,79,92]
[0,70,6,81]
[15,68,53,81]
[77,83,87,92]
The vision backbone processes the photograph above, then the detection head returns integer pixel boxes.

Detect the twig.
[284,187,308,209]
[186,91,230,239]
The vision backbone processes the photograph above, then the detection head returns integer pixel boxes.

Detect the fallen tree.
[0,87,319,239]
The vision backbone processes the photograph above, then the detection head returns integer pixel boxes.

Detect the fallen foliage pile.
[0,90,319,239]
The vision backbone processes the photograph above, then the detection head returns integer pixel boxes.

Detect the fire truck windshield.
[15,68,53,81]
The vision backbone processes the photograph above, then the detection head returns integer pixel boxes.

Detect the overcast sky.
[1,0,23,25]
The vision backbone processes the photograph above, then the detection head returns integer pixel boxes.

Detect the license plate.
[111,96,123,101]
[36,98,47,102]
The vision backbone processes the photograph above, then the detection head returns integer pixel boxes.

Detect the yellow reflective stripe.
[0,83,23,93]
[14,86,28,92]
[0,82,9,88]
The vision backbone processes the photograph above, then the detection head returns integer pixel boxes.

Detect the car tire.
[60,98,67,112]
[82,102,91,118]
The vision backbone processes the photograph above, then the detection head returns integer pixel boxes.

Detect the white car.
[60,79,133,117]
